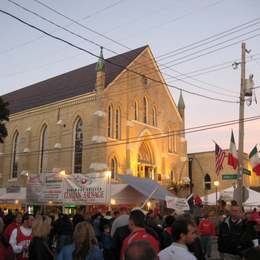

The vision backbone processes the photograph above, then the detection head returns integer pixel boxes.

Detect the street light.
[214,180,220,205]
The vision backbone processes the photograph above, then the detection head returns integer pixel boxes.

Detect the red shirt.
[199,219,215,236]
[16,227,32,260]
[0,241,14,260]
[120,228,159,260]
[4,222,19,241]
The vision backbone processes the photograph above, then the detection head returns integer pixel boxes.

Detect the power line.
[5,0,249,98]
[165,30,260,67]
[1,115,259,157]
[157,16,260,60]
[0,9,239,104]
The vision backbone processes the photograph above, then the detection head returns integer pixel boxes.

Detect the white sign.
[165,196,190,212]
[63,173,110,205]
[27,172,110,205]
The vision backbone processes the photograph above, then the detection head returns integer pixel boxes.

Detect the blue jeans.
[57,234,72,253]
[200,235,212,257]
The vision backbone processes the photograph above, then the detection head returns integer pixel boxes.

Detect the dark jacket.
[188,237,206,260]
[29,237,54,260]
[218,216,250,255]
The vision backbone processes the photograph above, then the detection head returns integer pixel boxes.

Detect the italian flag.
[249,145,260,176]
[228,130,238,170]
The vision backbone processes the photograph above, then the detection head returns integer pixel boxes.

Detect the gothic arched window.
[39,125,48,173]
[108,105,113,138]
[152,106,157,126]
[111,157,118,179]
[74,118,83,173]
[143,97,148,124]
[11,131,19,179]
[204,174,211,190]
[115,108,121,140]
[134,100,139,120]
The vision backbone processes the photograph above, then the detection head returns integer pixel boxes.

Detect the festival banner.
[62,173,110,205]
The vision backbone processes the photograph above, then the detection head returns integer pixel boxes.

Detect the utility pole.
[237,42,246,209]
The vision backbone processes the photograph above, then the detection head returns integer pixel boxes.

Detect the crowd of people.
[0,199,260,260]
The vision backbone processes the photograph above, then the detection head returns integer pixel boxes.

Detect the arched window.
[152,106,157,126]
[204,174,211,190]
[11,131,19,179]
[74,118,83,173]
[143,97,148,124]
[134,100,139,120]
[108,105,113,138]
[39,125,48,173]
[115,108,121,140]
[168,128,172,152]
[168,128,176,153]
[111,157,118,179]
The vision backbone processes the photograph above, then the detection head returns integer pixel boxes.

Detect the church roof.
[3,45,148,115]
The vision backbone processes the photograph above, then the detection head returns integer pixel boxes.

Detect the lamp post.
[214,180,220,205]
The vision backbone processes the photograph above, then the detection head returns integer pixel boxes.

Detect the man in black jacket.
[218,205,252,259]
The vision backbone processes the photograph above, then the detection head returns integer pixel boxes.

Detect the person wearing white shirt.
[158,219,197,260]
[9,213,34,259]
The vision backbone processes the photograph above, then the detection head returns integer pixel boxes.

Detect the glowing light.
[111,198,116,205]
[214,180,220,187]
[48,201,53,205]
[15,200,19,204]
[106,171,111,178]
[59,170,66,176]
[147,201,151,209]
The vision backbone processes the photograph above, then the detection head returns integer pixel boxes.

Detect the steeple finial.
[96,46,105,72]
[178,90,185,109]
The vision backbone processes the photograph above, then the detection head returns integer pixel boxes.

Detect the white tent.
[201,186,260,206]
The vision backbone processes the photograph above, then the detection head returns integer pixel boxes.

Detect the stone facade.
[189,150,260,197]
[0,46,188,192]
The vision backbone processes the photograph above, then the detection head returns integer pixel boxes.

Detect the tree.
[0,97,9,143]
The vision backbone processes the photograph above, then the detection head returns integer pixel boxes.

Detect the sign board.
[63,173,110,205]
[44,172,63,203]
[6,186,21,193]
[243,168,251,176]
[27,172,110,205]
[165,196,190,212]
[222,174,238,180]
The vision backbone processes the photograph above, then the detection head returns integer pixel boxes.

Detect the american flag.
[215,143,225,176]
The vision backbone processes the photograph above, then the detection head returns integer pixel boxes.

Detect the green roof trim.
[178,90,185,109]
[96,46,105,72]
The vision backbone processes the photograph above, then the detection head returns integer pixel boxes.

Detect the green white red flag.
[249,145,260,176]
[228,130,238,170]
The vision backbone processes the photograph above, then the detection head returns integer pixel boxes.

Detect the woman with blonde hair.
[28,215,54,260]
[57,221,103,260]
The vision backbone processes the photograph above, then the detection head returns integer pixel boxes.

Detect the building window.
[11,131,19,179]
[168,128,176,153]
[108,105,113,138]
[39,125,48,173]
[152,106,157,126]
[204,174,211,190]
[143,97,148,124]
[111,157,118,179]
[115,108,121,140]
[74,118,83,173]
[134,100,139,120]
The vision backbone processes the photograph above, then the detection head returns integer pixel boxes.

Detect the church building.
[0,45,188,197]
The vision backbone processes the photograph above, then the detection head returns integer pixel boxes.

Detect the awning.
[118,174,174,201]
[0,188,26,204]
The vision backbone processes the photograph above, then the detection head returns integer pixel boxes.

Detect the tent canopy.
[201,186,260,206]
[118,174,174,201]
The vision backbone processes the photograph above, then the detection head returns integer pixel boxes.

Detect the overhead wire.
[1,115,260,157]
[4,0,255,98]
[0,9,239,104]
